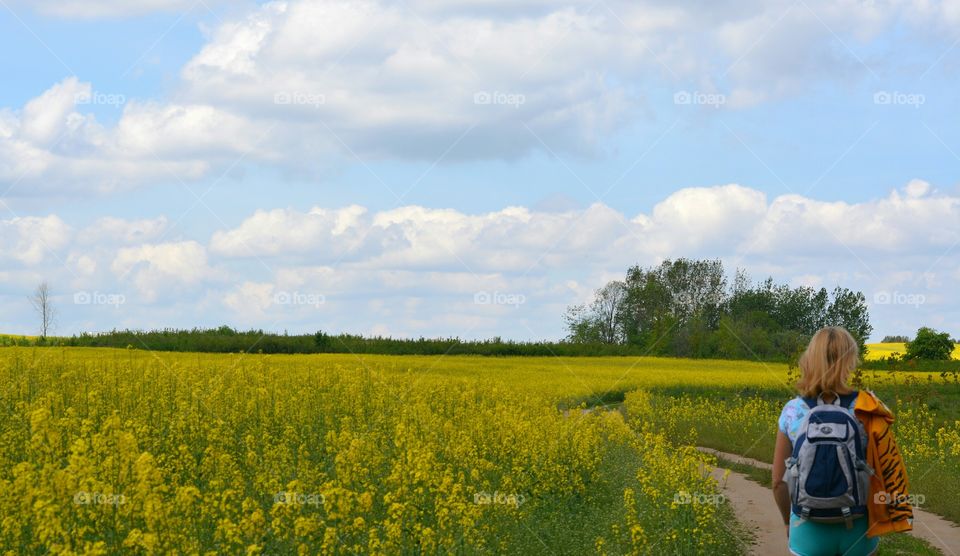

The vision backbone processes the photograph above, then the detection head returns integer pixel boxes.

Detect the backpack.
[784,391,874,527]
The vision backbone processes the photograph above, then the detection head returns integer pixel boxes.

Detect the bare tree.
[29,282,56,338]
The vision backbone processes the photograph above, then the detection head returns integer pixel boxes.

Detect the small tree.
[28,282,56,339]
[905,327,955,360]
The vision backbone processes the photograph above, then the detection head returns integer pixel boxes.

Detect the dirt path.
[700,447,960,556]
[709,465,790,555]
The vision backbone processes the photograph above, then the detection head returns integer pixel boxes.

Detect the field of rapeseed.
[2,346,956,554]
[0,347,748,555]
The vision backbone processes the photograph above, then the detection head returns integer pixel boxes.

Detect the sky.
[1,0,959,342]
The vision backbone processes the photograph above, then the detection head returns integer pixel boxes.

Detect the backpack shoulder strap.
[800,395,817,409]
[839,390,859,409]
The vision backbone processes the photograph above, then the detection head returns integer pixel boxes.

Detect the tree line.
[564,258,872,361]
[50,259,871,362]
[57,326,668,356]
[23,259,958,365]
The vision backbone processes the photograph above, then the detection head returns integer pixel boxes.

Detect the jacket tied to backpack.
[783,390,913,538]
[855,390,914,537]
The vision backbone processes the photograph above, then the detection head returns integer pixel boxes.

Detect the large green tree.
[565,259,872,361]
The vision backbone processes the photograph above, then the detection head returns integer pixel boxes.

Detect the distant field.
[0,333,38,341]
[866,341,960,360]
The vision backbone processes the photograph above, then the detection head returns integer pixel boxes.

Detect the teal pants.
[788,513,879,556]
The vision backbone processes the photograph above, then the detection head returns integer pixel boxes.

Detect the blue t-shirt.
[778,395,857,445]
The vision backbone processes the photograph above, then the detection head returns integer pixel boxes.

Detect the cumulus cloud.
[222,281,276,320]
[2,180,959,338]
[208,181,960,274]
[78,216,169,245]
[0,215,71,265]
[749,179,960,255]
[3,1,946,192]
[0,78,215,193]
[210,205,375,258]
[111,240,215,301]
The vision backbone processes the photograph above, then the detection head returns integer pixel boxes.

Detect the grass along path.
[700,447,958,555]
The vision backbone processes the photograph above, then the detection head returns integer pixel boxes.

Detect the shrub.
[905,327,955,361]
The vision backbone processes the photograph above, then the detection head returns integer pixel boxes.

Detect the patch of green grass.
[716,456,771,487]
[877,534,942,556]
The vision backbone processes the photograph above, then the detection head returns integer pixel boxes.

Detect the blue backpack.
[784,391,874,527]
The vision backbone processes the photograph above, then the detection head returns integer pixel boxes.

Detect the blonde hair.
[796,326,859,398]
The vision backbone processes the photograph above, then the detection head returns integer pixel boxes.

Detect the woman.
[772,327,913,556]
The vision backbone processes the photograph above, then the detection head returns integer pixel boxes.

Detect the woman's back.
[771,327,903,556]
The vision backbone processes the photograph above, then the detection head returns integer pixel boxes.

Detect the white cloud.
[78,216,169,245]
[3,180,960,338]
[0,215,71,265]
[207,181,960,278]
[223,281,276,320]
[642,184,767,252]
[750,180,960,255]
[210,205,374,258]
[0,78,214,193]
[111,240,214,301]
[5,0,943,193]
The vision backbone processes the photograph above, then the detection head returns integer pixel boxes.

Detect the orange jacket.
[855,390,913,537]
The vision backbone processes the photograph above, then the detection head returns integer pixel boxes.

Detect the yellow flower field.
[0,346,956,554]
[865,342,960,360]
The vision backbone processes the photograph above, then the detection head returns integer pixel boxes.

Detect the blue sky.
[1,0,959,341]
